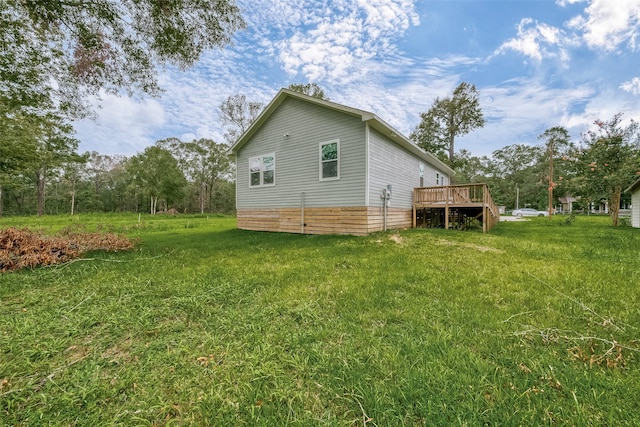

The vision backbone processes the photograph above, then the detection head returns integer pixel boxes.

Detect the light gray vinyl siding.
[367,128,450,209]
[236,98,367,208]
[632,189,640,228]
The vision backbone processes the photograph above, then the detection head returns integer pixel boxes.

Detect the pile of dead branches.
[0,226,136,272]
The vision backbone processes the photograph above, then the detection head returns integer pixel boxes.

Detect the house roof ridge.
[278,88,376,118]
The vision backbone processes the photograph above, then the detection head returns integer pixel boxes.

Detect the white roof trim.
[625,178,640,193]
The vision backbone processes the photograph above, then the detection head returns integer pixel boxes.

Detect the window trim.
[319,139,340,181]
[419,163,425,187]
[249,153,276,187]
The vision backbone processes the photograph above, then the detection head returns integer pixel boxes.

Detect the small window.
[419,164,425,187]
[436,172,440,186]
[320,140,339,180]
[249,154,275,187]
[263,155,275,185]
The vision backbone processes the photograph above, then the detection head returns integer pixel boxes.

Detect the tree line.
[0,139,234,216]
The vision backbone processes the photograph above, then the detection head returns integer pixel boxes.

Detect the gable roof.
[625,177,640,193]
[229,88,455,176]
[558,195,578,203]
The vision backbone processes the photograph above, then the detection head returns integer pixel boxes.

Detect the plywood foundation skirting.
[237,207,412,235]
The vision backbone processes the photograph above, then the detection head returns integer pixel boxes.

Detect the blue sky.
[74,0,640,157]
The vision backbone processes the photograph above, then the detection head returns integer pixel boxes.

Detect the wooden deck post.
[444,186,449,230]
[482,207,487,233]
[412,204,416,228]
[412,188,416,228]
[482,187,487,233]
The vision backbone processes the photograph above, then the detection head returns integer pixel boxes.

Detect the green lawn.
[1,214,639,426]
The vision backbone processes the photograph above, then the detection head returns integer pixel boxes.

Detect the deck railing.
[413,184,500,232]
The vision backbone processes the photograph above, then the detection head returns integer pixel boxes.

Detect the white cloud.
[74,93,165,156]
[238,0,307,34]
[567,0,640,51]
[74,46,278,156]
[562,88,640,134]
[494,18,571,63]
[497,1,640,62]
[262,0,420,81]
[620,77,640,95]
[455,79,595,155]
[323,54,477,137]
[556,0,587,6]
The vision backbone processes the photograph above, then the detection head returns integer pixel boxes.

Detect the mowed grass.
[1,213,639,426]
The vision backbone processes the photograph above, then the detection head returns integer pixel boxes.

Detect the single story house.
[625,178,640,228]
[558,194,578,214]
[229,88,455,235]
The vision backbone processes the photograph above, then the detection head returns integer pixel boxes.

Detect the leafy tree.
[0,108,41,177]
[490,144,544,179]
[79,152,128,211]
[127,146,187,214]
[287,83,328,99]
[219,95,263,144]
[189,139,232,213]
[410,82,485,163]
[538,126,571,216]
[210,179,236,213]
[574,114,640,226]
[156,138,232,213]
[483,144,547,209]
[0,6,56,125]
[448,149,487,184]
[105,158,136,212]
[16,114,79,216]
[0,109,34,216]
[60,153,89,215]
[2,0,245,116]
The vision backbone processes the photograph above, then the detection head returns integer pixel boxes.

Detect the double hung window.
[249,154,275,187]
[320,140,339,180]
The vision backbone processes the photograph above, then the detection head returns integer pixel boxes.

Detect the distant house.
[558,194,578,214]
[229,88,454,235]
[625,178,640,228]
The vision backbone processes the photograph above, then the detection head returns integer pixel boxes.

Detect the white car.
[512,208,549,217]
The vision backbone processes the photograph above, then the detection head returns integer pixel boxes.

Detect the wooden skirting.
[237,207,412,235]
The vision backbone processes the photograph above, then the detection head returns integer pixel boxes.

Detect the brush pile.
[0,226,135,272]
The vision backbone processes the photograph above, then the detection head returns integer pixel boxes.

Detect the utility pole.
[539,126,569,218]
[548,138,554,218]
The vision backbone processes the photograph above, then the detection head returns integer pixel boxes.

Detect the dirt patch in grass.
[388,234,406,245]
[102,338,136,364]
[434,238,504,253]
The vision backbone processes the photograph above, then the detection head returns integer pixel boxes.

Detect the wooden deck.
[413,184,500,232]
